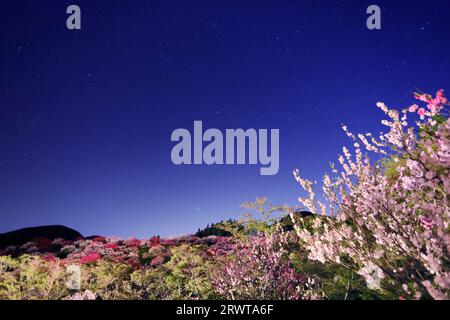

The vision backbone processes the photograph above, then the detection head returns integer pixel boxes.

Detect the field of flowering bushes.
[0,229,322,300]
[0,90,448,300]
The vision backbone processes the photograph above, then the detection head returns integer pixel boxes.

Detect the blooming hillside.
[0,229,319,300]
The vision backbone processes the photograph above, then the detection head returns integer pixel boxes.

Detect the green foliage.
[129,268,171,299]
[0,255,22,299]
[291,253,384,300]
[0,255,67,300]
[137,244,168,266]
[381,156,405,183]
[82,261,134,299]
[164,244,216,300]
[240,197,290,233]
[195,220,234,238]
[213,197,292,239]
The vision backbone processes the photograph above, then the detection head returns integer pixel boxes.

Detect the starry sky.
[1,0,450,238]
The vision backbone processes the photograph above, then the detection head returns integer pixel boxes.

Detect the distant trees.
[195,220,234,238]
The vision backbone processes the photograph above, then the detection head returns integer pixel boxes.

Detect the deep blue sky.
[1,0,449,237]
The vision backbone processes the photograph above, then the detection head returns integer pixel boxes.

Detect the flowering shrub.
[1,230,320,300]
[211,230,320,300]
[0,235,226,300]
[81,260,135,299]
[80,252,102,264]
[291,90,449,299]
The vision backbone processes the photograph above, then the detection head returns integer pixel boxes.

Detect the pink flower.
[42,253,57,262]
[415,93,430,102]
[436,89,447,104]
[124,258,140,268]
[425,171,435,180]
[419,216,434,230]
[427,102,438,113]
[413,89,447,116]
[149,236,161,247]
[104,243,118,249]
[126,238,141,247]
[150,255,165,266]
[408,104,419,113]
[80,252,101,264]
[160,239,176,246]
[417,108,426,116]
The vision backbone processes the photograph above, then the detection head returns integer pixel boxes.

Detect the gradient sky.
[1,0,450,238]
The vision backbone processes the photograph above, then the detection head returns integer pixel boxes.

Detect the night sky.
[1,0,450,238]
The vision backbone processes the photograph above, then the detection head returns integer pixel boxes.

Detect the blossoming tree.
[291,90,449,299]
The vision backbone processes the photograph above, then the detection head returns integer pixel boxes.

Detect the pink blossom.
[126,238,141,247]
[150,255,165,266]
[417,108,426,116]
[415,93,431,102]
[211,232,321,300]
[80,252,101,264]
[408,104,419,113]
[292,90,449,300]
[149,236,161,247]
[92,236,106,242]
[42,253,57,262]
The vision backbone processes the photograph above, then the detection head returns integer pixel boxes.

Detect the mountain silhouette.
[0,225,83,249]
